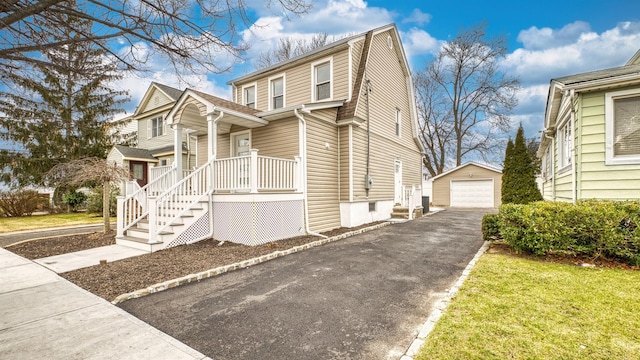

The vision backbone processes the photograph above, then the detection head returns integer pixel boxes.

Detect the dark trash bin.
[422,196,429,213]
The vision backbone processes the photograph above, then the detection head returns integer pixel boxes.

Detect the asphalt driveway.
[119,209,487,360]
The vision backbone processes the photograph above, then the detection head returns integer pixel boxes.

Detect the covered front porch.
[116,90,306,251]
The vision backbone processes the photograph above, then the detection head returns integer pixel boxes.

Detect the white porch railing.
[117,165,177,237]
[213,150,300,193]
[149,165,173,183]
[149,160,213,241]
[401,185,422,220]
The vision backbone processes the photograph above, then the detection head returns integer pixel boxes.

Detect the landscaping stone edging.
[111,222,392,304]
[400,240,490,360]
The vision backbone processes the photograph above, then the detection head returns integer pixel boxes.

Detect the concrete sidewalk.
[0,247,211,360]
[35,244,148,273]
[0,223,113,248]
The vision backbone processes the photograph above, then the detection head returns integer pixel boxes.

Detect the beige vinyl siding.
[252,118,299,159]
[141,88,173,113]
[137,114,174,150]
[339,126,350,201]
[332,49,350,100]
[306,119,341,232]
[309,108,339,123]
[347,30,423,202]
[106,149,124,165]
[432,164,502,207]
[576,91,640,200]
[196,134,207,167]
[542,180,554,200]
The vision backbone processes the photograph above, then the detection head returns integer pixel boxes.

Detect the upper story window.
[151,116,164,138]
[312,57,332,102]
[558,122,572,170]
[605,89,640,165]
[395,108,401,137]
[244,85,256,109]
[270,76,284,110]
[544,146,552,179]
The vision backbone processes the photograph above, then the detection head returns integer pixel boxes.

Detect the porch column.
[207,114,218,191]
[173,123,183,183]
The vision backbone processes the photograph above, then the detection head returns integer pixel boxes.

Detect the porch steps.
[116,200,209,252]
[390,206,424,219]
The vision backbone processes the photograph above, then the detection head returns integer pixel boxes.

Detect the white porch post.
[207,114,218,191]
[250,149,259,193]
[293,156,302,192]
[173,124,183,183]
[116,196,124,237]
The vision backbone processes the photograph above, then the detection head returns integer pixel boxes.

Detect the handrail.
[150,159,213,240]
[118,165,177,235]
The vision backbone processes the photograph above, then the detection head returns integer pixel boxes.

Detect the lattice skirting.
[166,211,210,248]
[213,200,304,246]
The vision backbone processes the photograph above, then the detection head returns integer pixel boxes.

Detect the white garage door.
[450,179,494,208]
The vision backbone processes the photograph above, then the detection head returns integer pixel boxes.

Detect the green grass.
[417,253,640,360]
[0,213,114,233]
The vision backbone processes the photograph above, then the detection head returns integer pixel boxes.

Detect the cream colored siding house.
[115,24,424,252]
[538,50,640,202]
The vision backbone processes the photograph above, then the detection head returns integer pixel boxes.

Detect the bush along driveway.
[119,209,487,360]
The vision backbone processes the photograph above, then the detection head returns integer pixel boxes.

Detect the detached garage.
[431,162,502,208]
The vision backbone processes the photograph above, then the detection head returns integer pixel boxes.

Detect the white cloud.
[401,28,442,68]
[402,9,431,26]
[517,21,592,50]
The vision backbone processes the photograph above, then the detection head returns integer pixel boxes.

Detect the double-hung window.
[605,89,640,164]
[271,77,284,110]
[395,108,401,137]
[151,116,163,138]
[558,122,572,170]
[315,62,331,101]
[244,86,256,109]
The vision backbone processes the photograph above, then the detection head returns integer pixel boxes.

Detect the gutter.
[294,108,329,239]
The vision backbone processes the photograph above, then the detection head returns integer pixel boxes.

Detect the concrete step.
[115,235,164,252]
[126,227,174,243]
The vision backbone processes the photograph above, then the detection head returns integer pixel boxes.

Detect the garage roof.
[431,162,502,181]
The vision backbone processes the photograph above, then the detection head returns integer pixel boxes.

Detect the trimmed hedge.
[498,200,640,265]
[481,214,500,241]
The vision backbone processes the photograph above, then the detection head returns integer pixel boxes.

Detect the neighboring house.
[116,23,425,252]
[431,162,502,208]
[538,50,640,202]
[107,82,196,189]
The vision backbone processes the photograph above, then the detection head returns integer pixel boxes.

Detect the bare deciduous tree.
[254,33,331,69]
[0,0,311,79]
[47,158,129,233]
[415,23,520,177]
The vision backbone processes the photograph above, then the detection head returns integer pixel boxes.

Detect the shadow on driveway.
[120,209,488,360]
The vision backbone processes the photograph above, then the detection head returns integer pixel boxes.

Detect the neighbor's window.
[606,89,640,164]
[271,77,284,109]
[558,123,572,169]
[315,62,331,101]
[395,108,401,137]
[244,86,256,109]
[151,116,164,138]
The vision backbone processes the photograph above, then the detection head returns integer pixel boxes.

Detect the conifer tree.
[0,7,128,187]
[501,124,542,204]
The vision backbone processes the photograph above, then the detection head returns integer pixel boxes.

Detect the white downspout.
[570,89,577,204]
[294,108,328,239]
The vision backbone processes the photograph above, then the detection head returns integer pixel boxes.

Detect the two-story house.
[538,50,640,202]
[116,23,425,252]
[107,82,196,188]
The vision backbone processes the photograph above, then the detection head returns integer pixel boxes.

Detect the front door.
[394,160,402,205]
[130,161,148,187]
[232,131,251,189]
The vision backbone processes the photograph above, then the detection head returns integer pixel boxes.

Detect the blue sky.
[114,0,640,140]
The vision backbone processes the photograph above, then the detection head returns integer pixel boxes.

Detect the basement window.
[369,201,376,212]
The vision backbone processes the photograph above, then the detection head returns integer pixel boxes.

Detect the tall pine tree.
[0,4,128,187]
[501,124,542,204]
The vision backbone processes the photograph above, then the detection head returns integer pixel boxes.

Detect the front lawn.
[417,250,640,359]
[0,212,113,233]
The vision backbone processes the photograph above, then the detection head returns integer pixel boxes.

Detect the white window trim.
[241,82,257,109]
[148,116,165,139]
[558,121,572,172]
[310,56,333,102]
[605,88,640,165]
[268,73,286,111]
[395,108,401,138]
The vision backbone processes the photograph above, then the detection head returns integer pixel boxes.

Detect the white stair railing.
[149,160,213,242]
[400,185,423,220]
[117,165,177,237]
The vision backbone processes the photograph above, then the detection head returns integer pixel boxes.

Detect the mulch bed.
[8,222,384,302]
[8,231,116,259]
[487,241,640,271]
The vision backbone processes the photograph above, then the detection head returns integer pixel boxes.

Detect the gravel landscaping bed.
[7,223,383,302]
